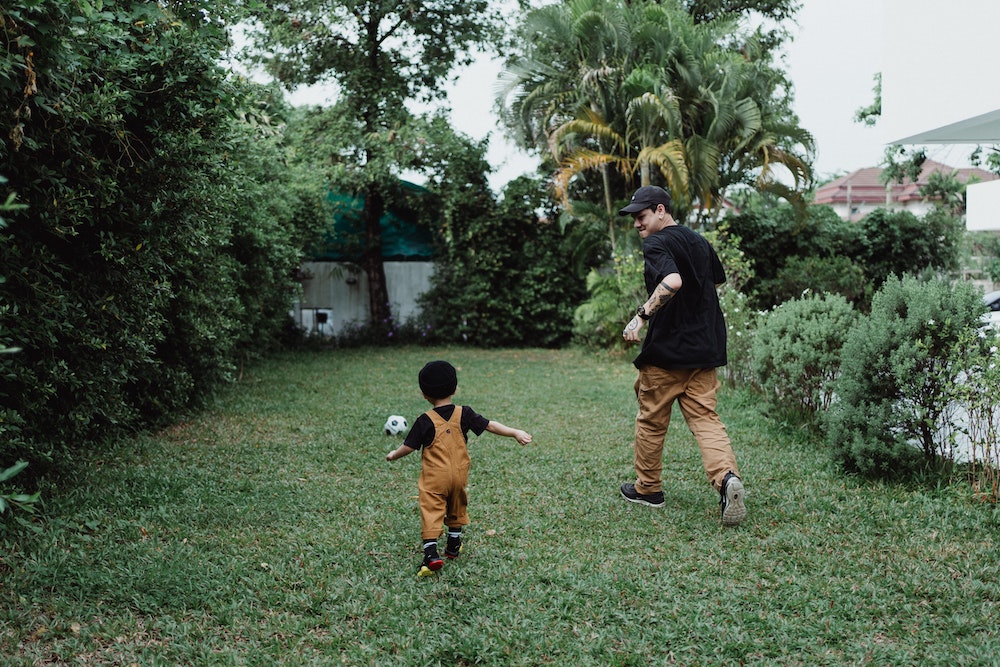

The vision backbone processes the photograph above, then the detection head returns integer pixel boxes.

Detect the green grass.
[2,347,999,666]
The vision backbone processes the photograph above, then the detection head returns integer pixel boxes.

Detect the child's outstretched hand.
[486,421,532,446]
[386,444,415,462]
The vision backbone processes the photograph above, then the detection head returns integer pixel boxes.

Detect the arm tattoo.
[647,279,678,314]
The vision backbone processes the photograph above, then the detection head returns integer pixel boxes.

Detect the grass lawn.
[2,346,999,666]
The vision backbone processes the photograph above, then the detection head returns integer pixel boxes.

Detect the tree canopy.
[1,0,327,471]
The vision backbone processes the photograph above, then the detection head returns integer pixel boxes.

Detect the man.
[618,185,746,526]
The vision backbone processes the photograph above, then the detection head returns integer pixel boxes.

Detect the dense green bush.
[419,176,584,348]
[824,275,987,477]
[751,293,858,417]
[757,254,868,307]
[727,204,863,309]
[728,203,964,312]
[858,207,963,290]
[0,2,326,473]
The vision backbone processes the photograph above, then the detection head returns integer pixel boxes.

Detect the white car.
[984,290,1000,330]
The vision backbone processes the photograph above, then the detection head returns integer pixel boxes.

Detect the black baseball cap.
[618,185,672,216]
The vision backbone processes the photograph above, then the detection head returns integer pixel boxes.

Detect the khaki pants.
[632,366,738,495]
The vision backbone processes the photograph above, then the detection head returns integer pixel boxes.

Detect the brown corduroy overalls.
[418,406,471,541]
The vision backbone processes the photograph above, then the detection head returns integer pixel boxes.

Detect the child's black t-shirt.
[403,404,490,450]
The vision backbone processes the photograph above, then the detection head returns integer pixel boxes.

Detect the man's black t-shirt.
[633,224,727,370]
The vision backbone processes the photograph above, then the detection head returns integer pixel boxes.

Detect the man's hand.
[622,315,645,343]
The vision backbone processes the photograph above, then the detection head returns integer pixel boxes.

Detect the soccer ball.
[384,415,408,436]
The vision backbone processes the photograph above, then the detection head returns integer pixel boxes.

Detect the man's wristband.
[636,305,651,320]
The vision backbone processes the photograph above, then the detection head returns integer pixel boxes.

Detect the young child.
[386,360,533,576]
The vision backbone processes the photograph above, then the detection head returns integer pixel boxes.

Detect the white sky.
[288,0,980,192]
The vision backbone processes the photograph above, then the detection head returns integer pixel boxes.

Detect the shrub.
[824,275,987,477]
[419,176,584,348]
[335,310,437,348]
[858,207,962,290]
[946,326,1000,501]
[751,293,857,417]
[0,3,324,473]
[572,252,645,352]
[718,288,760,389]
[727,204,863,310]
[758,255,869,309]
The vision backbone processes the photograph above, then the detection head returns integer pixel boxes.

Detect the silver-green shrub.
[751,292,857,417]
[719,288,761,389]
[824,275,987,477]
[945,325,1000,500]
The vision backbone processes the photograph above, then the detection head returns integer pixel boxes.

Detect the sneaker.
[620,482,665,508]
[445,536,463,559]
[418,552,444,577]
[720,472,746,526]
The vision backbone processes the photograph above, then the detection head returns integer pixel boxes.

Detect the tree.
[825,276,987,477]
[920,169,970,216]
[501,0,812,230]
[419,174,586,348]
[242,0,508,325]
[858,208,962,290]
[500,0,641,257]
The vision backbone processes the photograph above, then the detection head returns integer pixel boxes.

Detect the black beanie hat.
[418,360,457,399]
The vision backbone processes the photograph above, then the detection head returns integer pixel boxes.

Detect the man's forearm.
[642,273,682,317]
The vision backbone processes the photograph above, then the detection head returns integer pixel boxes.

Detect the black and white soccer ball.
[384,415,408,436]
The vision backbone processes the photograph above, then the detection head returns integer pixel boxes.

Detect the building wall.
[823,200,934,224]
[294,261,435,335]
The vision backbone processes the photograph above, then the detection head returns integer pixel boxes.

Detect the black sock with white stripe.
[446,528,462,555]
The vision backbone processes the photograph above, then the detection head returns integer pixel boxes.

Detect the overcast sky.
[289,0,978,192]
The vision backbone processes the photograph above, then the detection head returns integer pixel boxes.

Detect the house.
[293,181,438,336]
[812,160,998,222]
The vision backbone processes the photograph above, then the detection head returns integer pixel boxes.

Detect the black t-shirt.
[633,224,728,370]
[403,404,490,450]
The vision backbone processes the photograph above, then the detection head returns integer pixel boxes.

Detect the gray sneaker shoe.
[720,472,746,526]
[620,482,665,508]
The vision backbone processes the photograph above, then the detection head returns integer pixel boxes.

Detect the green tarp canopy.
[311,181,436,261]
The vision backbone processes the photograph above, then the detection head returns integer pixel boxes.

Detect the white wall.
[295,261,435,335]
[966,181,1000,232]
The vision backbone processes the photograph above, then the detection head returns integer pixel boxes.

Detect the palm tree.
[500,0,636,254]
[631,4,813,224]
[501,0,814,229]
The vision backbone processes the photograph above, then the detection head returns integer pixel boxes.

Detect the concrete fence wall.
[292,261,435,335]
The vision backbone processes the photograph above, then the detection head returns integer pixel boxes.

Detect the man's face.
[632,205,668,239]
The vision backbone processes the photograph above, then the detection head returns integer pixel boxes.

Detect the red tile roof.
[813,159,998,207]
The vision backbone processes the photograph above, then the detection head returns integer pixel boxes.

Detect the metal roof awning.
[890,108,1000,146]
